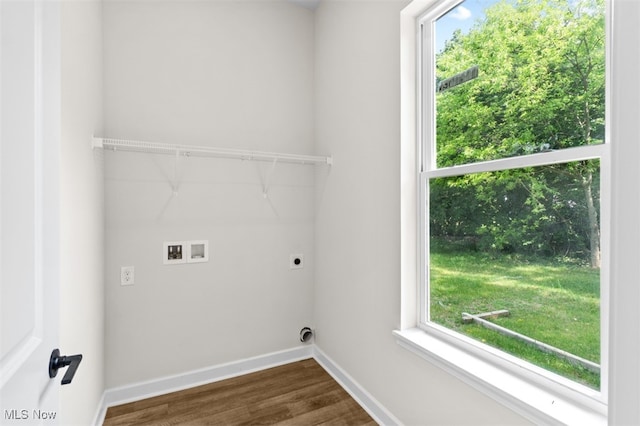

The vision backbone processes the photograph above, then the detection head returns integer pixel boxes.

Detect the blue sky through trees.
[436,0,497,52]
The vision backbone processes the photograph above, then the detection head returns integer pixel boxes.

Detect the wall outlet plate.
[290,254,304,269]
[121,266,135,285]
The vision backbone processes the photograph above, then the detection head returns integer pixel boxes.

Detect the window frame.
[398,0,613,422]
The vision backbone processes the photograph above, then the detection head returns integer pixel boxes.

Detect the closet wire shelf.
[92,137,333,166]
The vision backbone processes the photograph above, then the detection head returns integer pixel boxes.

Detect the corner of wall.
[59,1,105,424]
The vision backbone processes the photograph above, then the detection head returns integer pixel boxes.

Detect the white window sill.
[393,327,607,425]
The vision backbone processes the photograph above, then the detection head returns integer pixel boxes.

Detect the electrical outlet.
[121,266,135,285]
[290,254,304,269]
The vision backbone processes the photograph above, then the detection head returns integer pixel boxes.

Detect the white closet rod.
[92,137,333,166]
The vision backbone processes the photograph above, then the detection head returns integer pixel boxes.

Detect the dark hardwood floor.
[103,359,377,425]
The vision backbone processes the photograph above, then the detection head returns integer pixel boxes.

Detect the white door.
[0,0,62,424]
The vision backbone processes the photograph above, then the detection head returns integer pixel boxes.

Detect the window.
[398,0,640,423]
[420,0,608,399]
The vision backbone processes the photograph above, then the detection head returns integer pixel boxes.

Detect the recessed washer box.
[188,240,209,263]
[163,241,186,265]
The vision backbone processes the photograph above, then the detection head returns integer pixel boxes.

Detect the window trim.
[393,327,607,424]
[396,0,619,423]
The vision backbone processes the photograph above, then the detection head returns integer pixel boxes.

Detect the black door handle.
[49,349,82,385]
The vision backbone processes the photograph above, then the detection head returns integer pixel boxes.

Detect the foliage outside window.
[422,0,606,390]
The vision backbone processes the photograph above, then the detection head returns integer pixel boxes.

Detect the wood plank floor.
[103,359,377,425]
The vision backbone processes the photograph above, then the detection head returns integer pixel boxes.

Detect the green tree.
[433,0,605,266]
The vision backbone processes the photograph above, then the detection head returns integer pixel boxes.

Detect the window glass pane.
[435,0,605,167]
[428,159,601,389]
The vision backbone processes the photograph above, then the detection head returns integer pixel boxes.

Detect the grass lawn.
[429,250,600,389]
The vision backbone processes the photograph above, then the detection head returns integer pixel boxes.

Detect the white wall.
[59,1,105,425]
[103,1,316,388]
[313,2,531,424]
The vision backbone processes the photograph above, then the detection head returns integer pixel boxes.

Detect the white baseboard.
[312,346,402,426]
[94,346,313,425]
[91,393,107,426]
[94,344,398,426]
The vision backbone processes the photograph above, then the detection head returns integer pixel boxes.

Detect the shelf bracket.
[91,136,103,149]
[171,149,182,196]
[260,158,278,199]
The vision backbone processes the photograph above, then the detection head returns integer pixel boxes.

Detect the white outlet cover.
[187,240,209,263]
[121,266,135,286]
[290,254,304,269]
